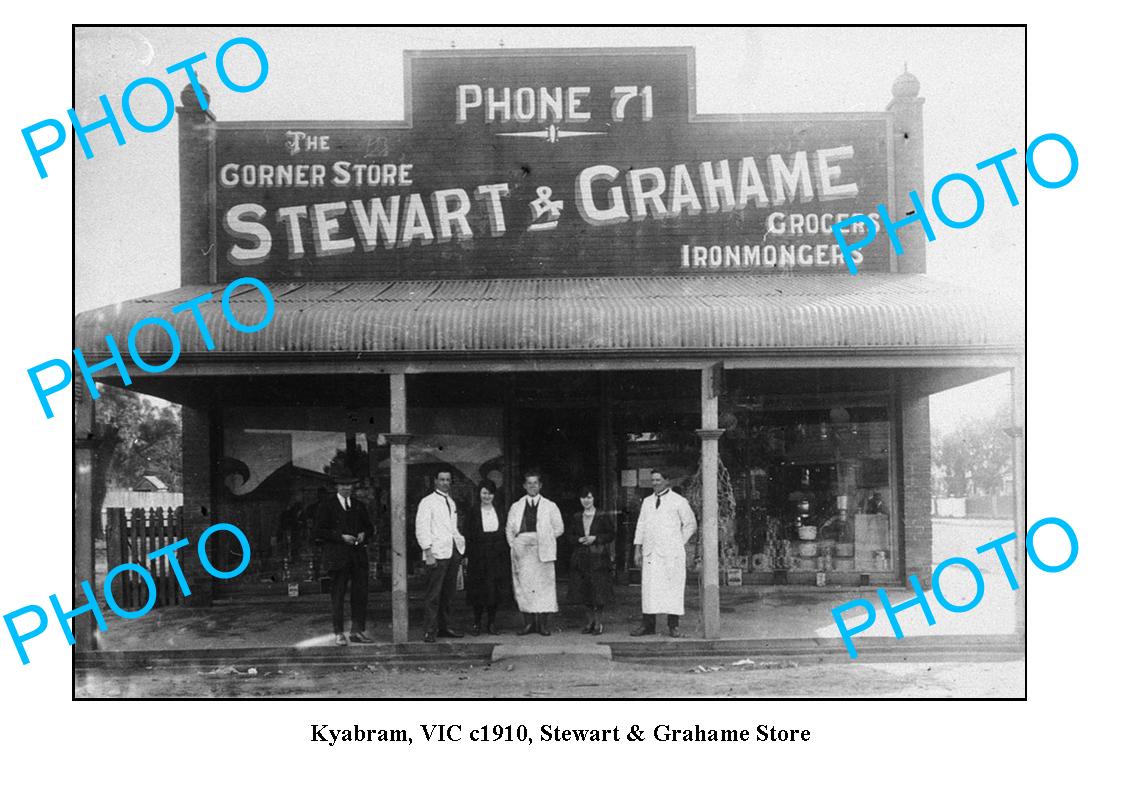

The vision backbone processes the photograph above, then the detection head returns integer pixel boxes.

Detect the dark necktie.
[441,494,451,516]
[656,490,668,509]
[344,497,351,511]
[521,499,538,534]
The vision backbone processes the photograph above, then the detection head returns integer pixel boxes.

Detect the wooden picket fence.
[104,507,186,610]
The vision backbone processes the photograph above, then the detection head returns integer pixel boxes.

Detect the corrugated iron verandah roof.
[74,274,1024,361]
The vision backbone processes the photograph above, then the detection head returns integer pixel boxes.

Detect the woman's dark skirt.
[465,534,511,607]
[567,545,615,607]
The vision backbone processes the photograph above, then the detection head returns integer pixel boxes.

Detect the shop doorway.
[514,406,601,574]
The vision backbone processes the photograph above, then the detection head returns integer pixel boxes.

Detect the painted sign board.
[213,48,894,280]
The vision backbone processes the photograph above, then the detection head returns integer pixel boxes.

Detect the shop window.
[723,401,895,578]
[220,406,505,577]
[400,406,505,509]
[220,407,379,577]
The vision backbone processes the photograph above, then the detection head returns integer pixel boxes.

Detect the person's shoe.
[423,631,436,643]
[668,626,682,638]
[538,626,551,636]
[334,633,348,646]
[517,623,535,636]
[470,623,481,636]
[349,631,376,644]
[438,628,464,638]
[630,625,655,637]
[591,623,604,636]
[487,623,500,635]
[581,623,595,634]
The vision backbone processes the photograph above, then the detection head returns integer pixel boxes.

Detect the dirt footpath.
[77,654,1024,699]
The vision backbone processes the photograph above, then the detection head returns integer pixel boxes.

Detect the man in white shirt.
[505,471,565,636]
[631,469,697,638]
[415,469,467,643]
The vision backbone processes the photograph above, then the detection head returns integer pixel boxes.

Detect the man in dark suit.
[315,469,376,645]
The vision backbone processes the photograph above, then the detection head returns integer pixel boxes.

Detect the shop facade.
[74,48,1024,644]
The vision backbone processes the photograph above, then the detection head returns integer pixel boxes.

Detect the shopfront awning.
[74,274,1023,371]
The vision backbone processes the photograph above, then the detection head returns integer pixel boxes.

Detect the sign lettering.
[212,50,894,280]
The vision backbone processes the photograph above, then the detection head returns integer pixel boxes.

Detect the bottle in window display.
[817,499,854,543]
[864,492,887,514]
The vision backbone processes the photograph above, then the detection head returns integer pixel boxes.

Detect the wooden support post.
[74,386,98,650]
[598,374,612,508]
[387,373,411,644]
[697,364,725,640]
[1010,360,1026,640]
[598,374,619,575]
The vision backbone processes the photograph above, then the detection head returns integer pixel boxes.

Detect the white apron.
[634,490,697,615]
[510,533,559,613]
[641,553,688,615]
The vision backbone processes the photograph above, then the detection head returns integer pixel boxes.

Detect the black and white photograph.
[66,25,1031,700]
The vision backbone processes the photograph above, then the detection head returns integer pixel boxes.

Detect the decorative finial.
[892,65,920,99]
[179,82,211,110]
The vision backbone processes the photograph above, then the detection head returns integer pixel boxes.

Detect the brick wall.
[899,388,933,586]
[887,82,926,274]
[176,99,215,287]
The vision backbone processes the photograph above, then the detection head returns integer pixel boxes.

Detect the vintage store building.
[74,48,1025,645]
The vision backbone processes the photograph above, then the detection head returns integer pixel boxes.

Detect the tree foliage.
[96,386,183,491]
[932,403,1012,497]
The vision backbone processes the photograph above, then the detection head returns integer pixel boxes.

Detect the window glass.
[724,402,894,578]
[220,405,504,575]
[220,407,378,577]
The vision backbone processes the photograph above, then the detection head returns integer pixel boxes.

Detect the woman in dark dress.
[463,480,509,635]
[566,485,615,635]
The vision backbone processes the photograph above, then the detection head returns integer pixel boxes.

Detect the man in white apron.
[631,469,697,638]
[506,471,564,636]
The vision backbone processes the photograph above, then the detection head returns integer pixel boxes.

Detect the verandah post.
[697,363,725,639]
[386,373,411,644]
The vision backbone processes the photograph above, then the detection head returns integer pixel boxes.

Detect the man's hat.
[328,464,359,485]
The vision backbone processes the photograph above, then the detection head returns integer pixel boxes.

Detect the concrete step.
[611,634,1026,664]
[75,633,1023,673]
[491,642,612,662]
[75,642,493,671]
